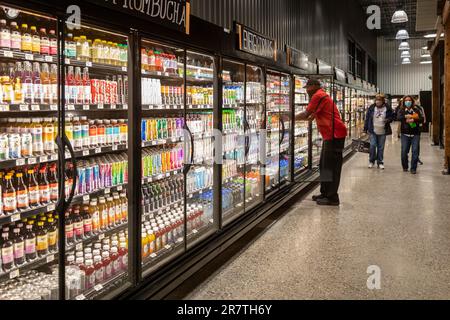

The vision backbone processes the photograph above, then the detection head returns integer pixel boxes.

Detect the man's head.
[303,79,322,97]
[375,94,386,108]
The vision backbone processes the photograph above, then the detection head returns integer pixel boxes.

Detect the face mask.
[405,101,413,108]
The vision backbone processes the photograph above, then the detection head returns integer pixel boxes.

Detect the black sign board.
[286,45,309,70]
[236,23,277,61]
[317,59,333,75]
[87,0,191,34]
[334,67,346,83]
[355,77,363,88]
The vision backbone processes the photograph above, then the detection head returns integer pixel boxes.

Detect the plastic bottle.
[1,232,14,270]
[120,192,128,222]
[98,197,108,231]
[65,33,76,59]
[21,24,32,53]
[50,64,58,104]
[96,120,106,146]
[110,247,120,275]
[47,217,57,252]
[66,66,76,104]
[39,28,49,55]
[16,172,29,211]
[3,175,17,214]
[72,117,82,150]
[41,63,51,105]
[22,61,33,104]
[84,259,95,289]
[30,26,40,54]
[36,221,48,257]
[102,251,112,280]
[79,36,90,62]
[105,120,113,145]
[12,227,25,266]
[24,222,37,261]
[75,67,83,104]
[93,255,104,284]
[65,117,74,147]
[113,193,122,225]
[0,19,11,50]
[31,118,44,156]
[111,120,120,145]
[38,166,50,204]
[48,165,58,203]
[72,206,84,242]
[82,67,91,104]
[32,62,42,104]
[88,199,99,235]
[10,22,20,52]
[106,196,115,228]
[82,204,92,238]
[81,116,89,149]
[49,30,57,56]
[43,117,55,154]
[65,210,74,245]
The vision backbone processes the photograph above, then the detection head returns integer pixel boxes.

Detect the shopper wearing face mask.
[364,94,394,170]
[397,96,424,174]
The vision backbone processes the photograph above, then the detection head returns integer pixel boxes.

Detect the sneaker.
[317,198,340,206]
[378,164,385,170]
[411,170,417,175]
[312,194,326,202]
[368,163,375,169]
[418,160,424,165]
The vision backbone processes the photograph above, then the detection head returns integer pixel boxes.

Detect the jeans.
[401,134,420,171]
[369,134,387,165]
[320,138,345,202]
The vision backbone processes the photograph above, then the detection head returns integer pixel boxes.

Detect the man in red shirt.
[296,79,348,206]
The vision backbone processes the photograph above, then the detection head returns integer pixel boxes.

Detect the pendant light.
[396,29,409,40]
[398,41,410,51]
[402,58,411,64]
[401,51,411,58]
[392,8,408,23]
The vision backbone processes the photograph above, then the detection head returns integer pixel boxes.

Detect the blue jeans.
[401,134,420,171]
[369,134,386,165]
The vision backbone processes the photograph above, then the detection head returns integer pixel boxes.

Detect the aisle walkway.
[187,134,450,300]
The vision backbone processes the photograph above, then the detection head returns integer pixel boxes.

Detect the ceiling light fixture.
[396,29,409,40]
[399,41,410,51]
[402,58,411,64]
[401,51,411,58]
[420,61,432,64]
[422,46,428,50]
[421,53,431,58]
[424,33,437,38]
[391,8,408,23]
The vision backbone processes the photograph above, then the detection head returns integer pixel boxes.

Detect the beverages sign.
[89,0,190,34]
[235,23,277,61]
[286,45,309,70]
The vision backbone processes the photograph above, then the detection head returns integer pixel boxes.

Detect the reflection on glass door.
[265,72,280,193]
[294,76,309,176]
[221,60,245,222]
[62,21,130,300]
[140,40,185,274]
[0,5,60,300]
[244,65,264,211]
[279,74,291,185]
[185,51,215,248]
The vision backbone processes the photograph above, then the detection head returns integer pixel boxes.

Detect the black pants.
[320,138,345,202]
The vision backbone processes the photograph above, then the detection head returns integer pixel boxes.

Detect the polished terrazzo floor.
[186,133,450,300]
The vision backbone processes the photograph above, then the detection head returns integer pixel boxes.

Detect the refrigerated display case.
[293,76,309,175]
[265,71,291,194]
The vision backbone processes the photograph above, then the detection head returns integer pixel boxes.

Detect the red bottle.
[84,259,95,289]
[72,206,84,242]
[118,242,128,270]
[102,251,112,280]
[93,255,104,284]
[110,247,120,275]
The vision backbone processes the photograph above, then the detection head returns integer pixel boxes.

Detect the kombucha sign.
[236,23,277,61]
[92,0,190,34]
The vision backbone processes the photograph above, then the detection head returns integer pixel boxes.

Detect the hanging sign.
[334,67,346,83]
[235,22,277,61]
[317,59,333,75]
[286,45,309,70]
[347,73,355,85]
[89,0,191,34]
[355,77,363,88]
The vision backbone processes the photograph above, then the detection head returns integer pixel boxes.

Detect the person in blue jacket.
[364,94,394,170]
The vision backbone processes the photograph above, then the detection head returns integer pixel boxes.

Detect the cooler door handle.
[244,119,251,158]
[183,124,194,175]
[55,135,65,213]
[63,134,78,210]
[280,117,286,146]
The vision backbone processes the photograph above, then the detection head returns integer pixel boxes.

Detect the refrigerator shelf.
[143,199,184,219]
[142,137,184,148]
[0,103,58,112]
[0,251,58,282]
[143,238,184,269]
[0,154,59,170]
[187,105,213,110]
[0,49,56,63]
[66,103,128,111]
[65,58,127,74]
[69,144,128,159]
[142,169,182,184]
[188,186,213,198]
[74,272,128,301]
[142,104,184,111]
[0,203,57,227]
[142,70,182,79]
[66,222,128,252]
[71,184,127,205]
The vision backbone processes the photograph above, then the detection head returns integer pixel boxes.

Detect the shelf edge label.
[89,0,191,35]
[235,22,277,61]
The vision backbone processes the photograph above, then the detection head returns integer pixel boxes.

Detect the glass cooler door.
[265,72,280,194]
[294,76,309,176]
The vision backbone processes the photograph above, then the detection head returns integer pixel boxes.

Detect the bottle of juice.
[66,66,76,104]
[65,210,74,245]
[74,67,83,104]
[72,206,84,242]
[43,117,55,154]
[16,172,29,211]
[111,120,119,145]
[106,196,115,228]
[36,221,48,257]
[72,116,82,150]
[84,259,95,289]
[102,251,112,280]
[89,199,100,235]
[92,39,101,63]
[32,62,42,104]
[105,120,113,145]
[38,166,50,204]
[31,118,44,156]
[65,117,74,147]
[49,30,57,56]
[93,255,104,284]
[48,165,58,203]
[120,192,127,222]
[1,232,14,270]
[30,26,40,54]
[82,203,92,238]
[82,67,91,104]
[10,21,20,52]
[110,246,120,275]
[141,229,149,259]
[21,24,32,53]
[3,175,17,214]
[98,197,108,231]
[113,193,122,225]
[79,36,90,62]
[13,62,23,104]
[80,116,89,149]
[0,19,11,50]
[41,63,51,104]
[47,217,57,252]
[96,120,106,146]
[141,48,148,71]
[39,28,49,55]
[24,222,37,261]
[12,227,25,266]
[50,63,58,104]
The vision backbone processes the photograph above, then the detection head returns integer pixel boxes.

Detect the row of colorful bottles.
[0,62,57,105]
[0,213,58,272]
[222,160,238,181]
[223,109,243,131]
[187,86,213,105]
[0,164,59,215]
[75,154,128,196]
[66,116,128,150]
[186,113,213,135]
[0,20,57,56]
[186,167,213,194]
[66,233,128,298]
[65,193,128,245]
[142,176,183,215]
[0,269,58,300]
[65,33,128,66]
[192,137,214,163]
[142,146,184,178]
[0,117,58,159]
[223,84,244,105]
[141,48,179,74]
[141,117,184,143]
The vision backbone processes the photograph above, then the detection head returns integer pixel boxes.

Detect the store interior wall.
[377,37,432,96]
[190,0,377,72]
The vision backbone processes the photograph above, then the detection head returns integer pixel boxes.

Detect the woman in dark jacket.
[364,94,394,170]
[397,96,424,174]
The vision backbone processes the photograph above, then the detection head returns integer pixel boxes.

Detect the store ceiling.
[358,0,438,39]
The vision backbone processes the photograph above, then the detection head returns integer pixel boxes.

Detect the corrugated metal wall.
[377,37,432,95]
[190,0,377,72]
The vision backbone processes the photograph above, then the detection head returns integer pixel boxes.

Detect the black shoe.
[316,198,340,206]
[312,194,326,202]
[403,169,409,172]
[418,160,424,165]
[411,170,417,175]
